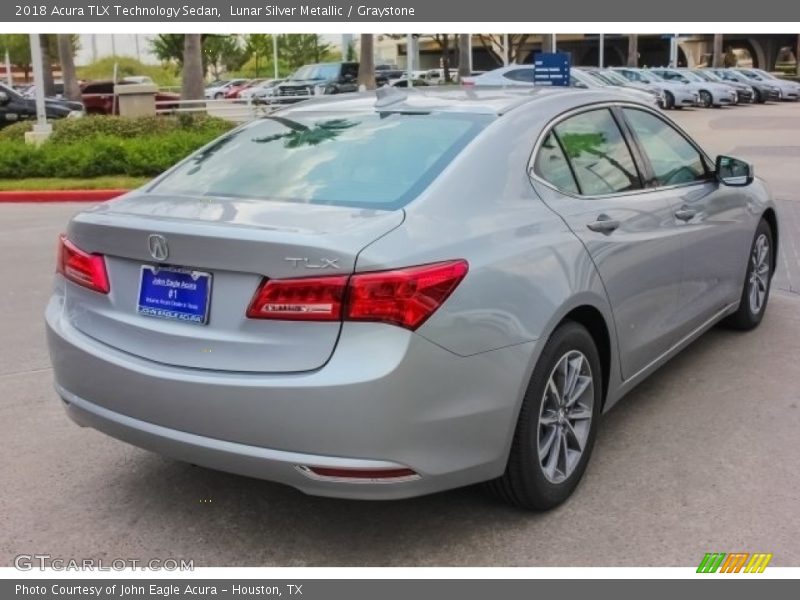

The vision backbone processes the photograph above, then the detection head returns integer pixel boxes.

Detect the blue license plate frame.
[136,265,212,325]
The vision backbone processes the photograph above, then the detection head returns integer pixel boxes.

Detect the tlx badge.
[285,257,341,269]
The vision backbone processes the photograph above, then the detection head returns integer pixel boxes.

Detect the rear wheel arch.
[558,306,611,408]
[761,208,778,273]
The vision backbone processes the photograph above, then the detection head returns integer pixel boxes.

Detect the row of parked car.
[462,65,800,109]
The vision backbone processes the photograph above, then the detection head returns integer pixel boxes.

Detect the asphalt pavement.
[1,102,799,567]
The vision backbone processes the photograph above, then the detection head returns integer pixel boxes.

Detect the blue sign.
[533,52,571,86]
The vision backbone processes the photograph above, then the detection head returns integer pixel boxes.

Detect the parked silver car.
[649,68,737,107]
[613,68,698,109]
[736,68,800,101]
[47,88,778,510]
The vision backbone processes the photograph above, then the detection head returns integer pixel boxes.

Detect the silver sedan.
[46,88,778,510]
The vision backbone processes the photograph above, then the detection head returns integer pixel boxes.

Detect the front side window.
[151,112,492,209]
[552,109,642,195]
[623,108,709,186]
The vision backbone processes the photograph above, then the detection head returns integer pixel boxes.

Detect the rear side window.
[533,132,579,194]
[552,108,642,195]
[623,108,709,186]
[151,112,492,209]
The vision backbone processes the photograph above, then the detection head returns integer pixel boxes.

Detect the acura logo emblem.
[147,234,169,261]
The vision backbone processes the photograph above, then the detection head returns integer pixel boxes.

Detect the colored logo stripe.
[697,552,772,573]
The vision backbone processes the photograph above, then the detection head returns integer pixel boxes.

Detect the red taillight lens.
[246,275,348,321]
[347,260,468,330]
[246,260,468,330]
[56,235,110,294]
[302,466,419,481]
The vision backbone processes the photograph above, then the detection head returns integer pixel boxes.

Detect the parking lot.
[1,101,799,567]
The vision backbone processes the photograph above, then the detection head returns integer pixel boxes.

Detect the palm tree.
[57,35,80,101]
[39,34,55,96]
[458,34,471,80]
[357,34,375,90]
[627,35,638,67]
[712,34,723,68]
[181,34,205,100]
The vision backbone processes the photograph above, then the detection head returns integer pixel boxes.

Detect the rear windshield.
[150,111,492,209]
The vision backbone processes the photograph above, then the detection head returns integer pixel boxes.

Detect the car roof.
[275,87,652,117]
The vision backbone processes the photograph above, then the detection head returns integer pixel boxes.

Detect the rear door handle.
[674,206,697,221]
[586,214,620,234]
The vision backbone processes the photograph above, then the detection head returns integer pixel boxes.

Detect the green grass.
[0,176,150,191]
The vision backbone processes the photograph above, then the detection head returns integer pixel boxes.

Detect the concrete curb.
[0,189,127,203]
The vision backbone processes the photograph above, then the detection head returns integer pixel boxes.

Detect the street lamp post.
[25,33,52,145]
[599,33,605,68]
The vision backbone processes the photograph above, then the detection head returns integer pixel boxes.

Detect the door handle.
[586,214,620,234]
[674,206,697,221]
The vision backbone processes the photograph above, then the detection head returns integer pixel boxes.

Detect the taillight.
[246,275,348,321]
[246,260,468,331]
[56,235,109,294]
[347,260,468,330]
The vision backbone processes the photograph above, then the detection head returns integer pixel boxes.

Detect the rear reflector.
[246,275,348,321]
[247,260,468,330]
[298,465,419,482]
[56,235,109,294]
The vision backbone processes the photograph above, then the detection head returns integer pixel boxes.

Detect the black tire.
[753,88,764,103]
[698,90,712,108]
[214,92,224,99]
[663,91,675,110]
[723,219,773,330]
[486,321,602,510]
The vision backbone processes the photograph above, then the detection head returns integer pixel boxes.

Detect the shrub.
[0,115,236,179]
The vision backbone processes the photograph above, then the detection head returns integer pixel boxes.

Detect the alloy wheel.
[537,350,594,484]
[748,233,770,315]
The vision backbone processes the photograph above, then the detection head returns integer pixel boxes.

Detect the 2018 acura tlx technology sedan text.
[46,88,778,510]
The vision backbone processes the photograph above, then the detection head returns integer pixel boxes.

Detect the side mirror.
[716,155,753,187]
[0,91,9,105]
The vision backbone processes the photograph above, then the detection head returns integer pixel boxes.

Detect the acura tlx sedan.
[47,88,778,510]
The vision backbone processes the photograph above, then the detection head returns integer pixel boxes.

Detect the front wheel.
[663,91,675,110]
[698,90,713,108]
[486,321,602,510]
[723,219,773,330]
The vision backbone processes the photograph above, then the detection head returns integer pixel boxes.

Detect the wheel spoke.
[563,420,583,452]
[539,426,558,461]
[565,375,591,408]
[544,429,562,477]
[567,404,592,421]
[539,410,559,426]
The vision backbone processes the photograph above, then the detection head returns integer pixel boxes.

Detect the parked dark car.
[0,83,83,128]
[274,62,359,103]
[709,69,781,103]
[80,80,180,115]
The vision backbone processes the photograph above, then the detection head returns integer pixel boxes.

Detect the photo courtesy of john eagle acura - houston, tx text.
[47,86,778,510]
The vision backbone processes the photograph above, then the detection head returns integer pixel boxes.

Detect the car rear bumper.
[46,292,536,499]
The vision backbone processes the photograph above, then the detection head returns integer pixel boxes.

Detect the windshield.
[753,69,776,80]
[739,70,764,81]
[693,70,717,82]
[600,71,631,85]
[679,71,703,82]
[585,71,614,85]
[637,71,663,83]
[151,111,492,210]
[289,64,341,81]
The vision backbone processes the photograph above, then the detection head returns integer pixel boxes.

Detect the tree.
[431,34,452,82]
[712,34,723,68]
[627,34,638,67]
[796,34,800,77]
[476,34,532,66]
[181,34,205,101]
[204,35,250,80]
[57,34,80,100]
[458,34,471,80]
[0,34,77,84]
[357,34,375,90]
[151,34,187,70]
[277,34,333,71]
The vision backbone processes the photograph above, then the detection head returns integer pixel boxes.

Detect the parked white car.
[649,68,737,108]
